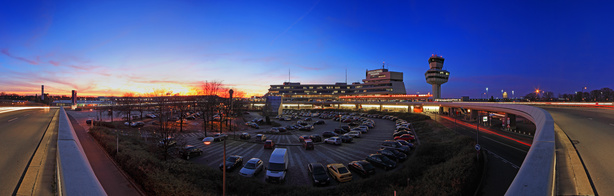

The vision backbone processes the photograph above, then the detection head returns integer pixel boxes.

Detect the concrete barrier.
[424,103,555,196]
[57,107,106,196]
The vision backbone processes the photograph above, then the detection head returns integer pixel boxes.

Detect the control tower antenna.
[425,54,450,100]
[382,61,385,69]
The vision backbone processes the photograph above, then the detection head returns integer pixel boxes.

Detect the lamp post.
[224,89,233,196]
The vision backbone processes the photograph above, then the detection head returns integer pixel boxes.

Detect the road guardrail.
[57,107,106,196]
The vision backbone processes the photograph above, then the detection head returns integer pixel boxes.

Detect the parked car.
[213,133,228,142]
[303,139,314,150]
[394,134,415,141]
[322,131,338,138]
[377,148,407,162]
[341,126,351,132]
[240,132,251,140]
[219,155,243,171]
[146,113,157,118]
[256,134,266,142]
[180,145,203,160]
[159,137,177,147]
[239,158,264,177]
[308,163,331,186]
[352,127,367,134]
[381,140,410,154]
[327,163,352,183]
[299,135,310,143]
[366,154,396,170]
[186,115,196,120]
[314,120,325,125]
[299,124,314,131]
[347,160,376,177]
[346,131,362,138]
[324,137,342,145]
[393,131,412,137]
[264,140,275,149]
[334,128,348,134]
[309,134,322,142]
[396,140,415,149]
[339,135,353,143]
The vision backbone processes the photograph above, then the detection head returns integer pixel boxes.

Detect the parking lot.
[180,112,410,186]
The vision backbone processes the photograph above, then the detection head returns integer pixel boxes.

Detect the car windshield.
[268,163,285,171]
[227,157,237,162]
[313,166,326,175]
[244,162,256,169]
[338,167,349,174]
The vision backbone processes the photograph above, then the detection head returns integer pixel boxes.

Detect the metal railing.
[56,107,106,196]
[423,102,555,195]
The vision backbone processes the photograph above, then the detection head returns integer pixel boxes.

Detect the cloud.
[49,60,60,66]
[1,49,39,65]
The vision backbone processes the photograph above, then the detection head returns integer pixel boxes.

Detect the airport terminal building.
[267,68,407,100]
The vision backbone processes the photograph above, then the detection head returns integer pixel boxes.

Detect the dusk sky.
[1,1,613,98]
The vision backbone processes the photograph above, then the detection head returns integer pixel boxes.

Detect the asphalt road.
[428,114,531,196]
[0,107,57,196]
[541,106,614,195]
[179,114,405,187]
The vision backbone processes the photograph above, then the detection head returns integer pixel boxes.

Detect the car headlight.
[314,180,319,183]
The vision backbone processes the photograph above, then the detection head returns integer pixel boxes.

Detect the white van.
[265,148,288,183]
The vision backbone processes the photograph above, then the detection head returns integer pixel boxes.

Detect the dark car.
[299,135,310,143]
[339,135,353,143]
[303,139,314,150]
[309,134,322,142]
[181,145,203,160]
[381,140,410,154]
[314,120,325,125]
[377,148,407,162]
[347,160,376,177]
[334,128,348,134]
[240,132,251,140]
[219,155,243,171]
[264,140,275,149]
[278,127,287,132]
[299,124,314,131]
[341,126,351,132]
[393,131,412,137]
[308,163,331,186]
[366,154,396,170]
[322,131,338,138]
[396,140,415,149]
[304,117,312,121]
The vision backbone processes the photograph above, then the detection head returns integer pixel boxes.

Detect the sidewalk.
[66,112,144,196]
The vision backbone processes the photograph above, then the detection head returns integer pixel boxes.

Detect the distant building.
[268,67,407,100]
[71,90,77,105]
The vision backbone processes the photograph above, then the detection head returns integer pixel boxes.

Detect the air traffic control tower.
[425,54,450,99]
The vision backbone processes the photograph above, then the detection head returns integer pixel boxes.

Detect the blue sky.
[1,0,613,97]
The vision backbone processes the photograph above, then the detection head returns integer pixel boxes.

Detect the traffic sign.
[475,144,481,151]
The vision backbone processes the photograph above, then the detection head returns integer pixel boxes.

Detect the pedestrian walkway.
[66,113,144,196]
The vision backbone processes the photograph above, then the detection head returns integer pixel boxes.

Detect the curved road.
[0,107,57,195]
[541,106,614,195]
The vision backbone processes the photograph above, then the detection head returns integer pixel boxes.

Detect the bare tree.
[198,80,224,137]
[118,92,136,123]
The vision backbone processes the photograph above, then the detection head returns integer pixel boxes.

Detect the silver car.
[239,158,264,177]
